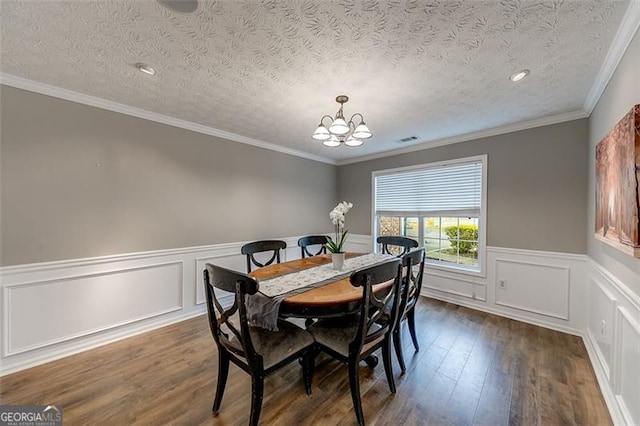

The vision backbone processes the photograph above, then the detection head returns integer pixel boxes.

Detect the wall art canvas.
[595,104,640,257]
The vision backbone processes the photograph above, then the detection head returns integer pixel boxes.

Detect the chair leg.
[348,360,365,426]
[407,307,419,351]
[249,375,265,426]
[393,326,407,374]
[382,337,397,394]
[212,352,230,414]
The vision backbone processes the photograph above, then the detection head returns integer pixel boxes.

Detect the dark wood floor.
[0,298,611,425]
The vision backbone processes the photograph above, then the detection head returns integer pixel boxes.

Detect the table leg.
[364,355,378,368]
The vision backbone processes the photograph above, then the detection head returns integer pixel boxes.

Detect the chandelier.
[312,95,373,147]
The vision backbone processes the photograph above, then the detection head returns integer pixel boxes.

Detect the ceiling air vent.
[396,135,419,144]
[158,0,198,13]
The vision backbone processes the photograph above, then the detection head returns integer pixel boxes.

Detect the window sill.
[423,261,485,279]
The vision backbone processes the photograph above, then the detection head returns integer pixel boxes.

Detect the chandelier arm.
[348,113,365,126]
[319,115,334,126]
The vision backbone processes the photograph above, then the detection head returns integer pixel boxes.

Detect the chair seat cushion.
[308,316,383,357]
[230,320,314,369]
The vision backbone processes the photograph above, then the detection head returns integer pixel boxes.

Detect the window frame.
[371,155,487,277]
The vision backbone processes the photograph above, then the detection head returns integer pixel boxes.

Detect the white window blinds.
[375,160,483,216]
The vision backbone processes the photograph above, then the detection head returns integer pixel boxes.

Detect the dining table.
[248,252,396,368]
[249,252,396,318]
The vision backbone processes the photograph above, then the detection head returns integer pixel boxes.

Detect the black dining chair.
[394,248,426,374]
[377,235,418,256]
[307,258,403,426]
[240,240,287,273]
[203,264,315,426]
[297,235,329,258]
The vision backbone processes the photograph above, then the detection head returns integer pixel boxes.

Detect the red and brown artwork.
[595,104,640,257]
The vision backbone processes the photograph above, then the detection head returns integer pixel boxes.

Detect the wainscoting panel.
[421,246,586,335]
[3,261,183,357]
[587,278,617,381]
[343,234,374,255]
[495,259,570,320]
[195,252,246,306]
[584,259,640,426]
[615,307,640,426]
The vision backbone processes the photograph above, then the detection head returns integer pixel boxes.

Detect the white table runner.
[257,253,395,297]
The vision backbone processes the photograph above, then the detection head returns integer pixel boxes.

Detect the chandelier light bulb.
[345,136,363,147]
[323,135,341,147]
[329,118,350,135]
[352,123,372,139]
[312,125,331,140]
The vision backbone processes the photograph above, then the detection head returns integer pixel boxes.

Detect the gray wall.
[338,119,589,254]
[588,27,640,296]
[0,86,336,266]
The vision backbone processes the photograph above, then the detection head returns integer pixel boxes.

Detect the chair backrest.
[377,236,418,256]
[297,235,329,258]
[349,258,403,355]
[204,263,261,366]
[401,248,425,311]
[240,240,287,273]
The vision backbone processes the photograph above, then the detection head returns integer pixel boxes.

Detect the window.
[373,155,486,274]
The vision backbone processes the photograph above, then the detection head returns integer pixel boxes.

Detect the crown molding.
[2,72,588,167]
[336,109,589,166]
[0,73,336,165]
[584,0,640,114]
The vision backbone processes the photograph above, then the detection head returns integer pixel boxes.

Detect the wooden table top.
[249,253,393,307]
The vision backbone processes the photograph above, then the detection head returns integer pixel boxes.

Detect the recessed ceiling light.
[509,69,529,82]
[135,63,156,76]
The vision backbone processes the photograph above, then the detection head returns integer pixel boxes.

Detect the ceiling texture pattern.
[0,0,632,162]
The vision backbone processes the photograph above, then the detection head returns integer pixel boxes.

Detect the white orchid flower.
[328,201,353,253]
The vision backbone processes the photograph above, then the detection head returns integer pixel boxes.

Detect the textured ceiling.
[0,0,632,163]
